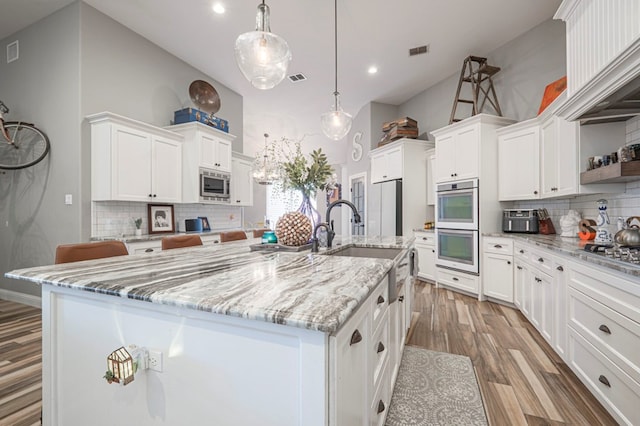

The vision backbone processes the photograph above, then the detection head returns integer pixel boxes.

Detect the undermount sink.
[325,246,403,260]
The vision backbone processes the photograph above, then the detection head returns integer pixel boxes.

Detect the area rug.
[385,346,488,426]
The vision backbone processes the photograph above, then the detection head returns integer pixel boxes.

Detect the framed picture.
[326,183,342,206]
[148,204,175,234]
[198,216,211,231]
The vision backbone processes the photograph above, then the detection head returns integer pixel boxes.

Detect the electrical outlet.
[149,350,163,372]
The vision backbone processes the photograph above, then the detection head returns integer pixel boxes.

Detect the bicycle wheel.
[0,122,50,170]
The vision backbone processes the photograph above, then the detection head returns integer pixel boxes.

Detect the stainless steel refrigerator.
[377,179,403,236]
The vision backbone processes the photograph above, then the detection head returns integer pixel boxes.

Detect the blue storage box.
[174,107,229,133]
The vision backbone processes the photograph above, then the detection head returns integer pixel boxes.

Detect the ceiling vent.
[288,73,307,83]
[6,40,18,63]
[409,44,429,57]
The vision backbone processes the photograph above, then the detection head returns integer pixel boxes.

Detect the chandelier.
[251,133,281,185]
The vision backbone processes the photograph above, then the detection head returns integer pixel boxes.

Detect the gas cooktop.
[583,243,640,264]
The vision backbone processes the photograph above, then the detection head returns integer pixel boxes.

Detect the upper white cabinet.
[426,149,436,206]
[370,145,403,183]
[88,112,183,203]
[498,93,625,201]
[555,1,640,121]
[168,122,234,173]
[231,153,254,206]
[432,114,515,184]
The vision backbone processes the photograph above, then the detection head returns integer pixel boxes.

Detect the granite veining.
[485,232,640,278]
[6,236,414,333]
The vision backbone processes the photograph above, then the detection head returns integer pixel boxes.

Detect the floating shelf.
[580,161,640,184]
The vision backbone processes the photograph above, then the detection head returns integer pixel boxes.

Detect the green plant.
[133,218,142,229]
[279,139,334,197]
[103,370,116,383]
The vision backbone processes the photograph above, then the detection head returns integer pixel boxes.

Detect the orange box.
[538,76,567,115]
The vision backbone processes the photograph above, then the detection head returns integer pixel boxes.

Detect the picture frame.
[198,216,211,231]
[148,204,175,234]
[326,183,342,206]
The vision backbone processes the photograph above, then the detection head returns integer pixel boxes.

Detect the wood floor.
[0,283,618,426]
[0,300,41,426]
[408,280,617,426]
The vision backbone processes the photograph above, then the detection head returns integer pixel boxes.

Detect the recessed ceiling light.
[212,3,225,14]
[368,66,378,75]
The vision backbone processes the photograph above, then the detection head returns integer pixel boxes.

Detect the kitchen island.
[6,236,414,426]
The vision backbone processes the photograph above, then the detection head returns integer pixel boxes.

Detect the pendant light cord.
[333,0,339,100]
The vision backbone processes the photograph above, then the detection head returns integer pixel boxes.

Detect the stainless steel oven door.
[435,179,478,230]
[435,228,479,274]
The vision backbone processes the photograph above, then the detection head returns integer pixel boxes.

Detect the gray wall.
[0,2,244,298]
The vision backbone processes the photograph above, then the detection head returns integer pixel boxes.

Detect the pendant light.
[320,0,352,140]
[252,133,281,185]
[235,1,292,90]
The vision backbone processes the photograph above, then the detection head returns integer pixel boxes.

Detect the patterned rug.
[386,346,488,426]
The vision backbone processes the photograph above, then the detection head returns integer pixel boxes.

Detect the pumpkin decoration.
[275,212,312,246]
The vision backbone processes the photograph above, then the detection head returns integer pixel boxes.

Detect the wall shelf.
[580,161,640,184]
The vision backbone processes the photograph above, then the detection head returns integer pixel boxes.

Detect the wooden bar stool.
[161,235,203,250]
[220,230,248,243]
[55,241,129,264]
[252,229,271,238]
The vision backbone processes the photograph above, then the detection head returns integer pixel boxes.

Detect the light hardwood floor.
[408,280,617,425]
[0,282,618,426]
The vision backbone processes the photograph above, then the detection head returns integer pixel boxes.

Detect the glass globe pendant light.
[320,0,352,140]
[235,1,292,90]
[251,133,281,185]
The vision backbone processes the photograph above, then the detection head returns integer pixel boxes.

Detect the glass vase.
[297,193,322,232]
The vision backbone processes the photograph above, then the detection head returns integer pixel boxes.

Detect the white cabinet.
[371,145,403,183]
[414,231,435,282]
[166,122,237,204]
[126,239,162,255]
[497,123,540,201]
[231,153,254,206]
[436,268,479,295]
[426,149,436,205]
[88,112,183,203]
[369,139,435,236]
[553,259,567,360]
[540,116,578,198]
[530,269,553,343]
[482,237,514,303]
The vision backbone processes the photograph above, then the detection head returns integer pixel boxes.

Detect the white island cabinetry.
[88,112,183,203]
[414,231,435,282]
[482,236,514,303]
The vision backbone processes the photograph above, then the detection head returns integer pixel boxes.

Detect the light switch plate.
[65,194,72,205]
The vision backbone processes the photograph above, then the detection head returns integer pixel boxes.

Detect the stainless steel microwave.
[200,168,230,202]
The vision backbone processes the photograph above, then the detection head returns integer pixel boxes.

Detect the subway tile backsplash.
[511,116,640,226]
[92,201,243,237]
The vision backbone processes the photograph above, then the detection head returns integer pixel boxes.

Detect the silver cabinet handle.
[350,329,362,346]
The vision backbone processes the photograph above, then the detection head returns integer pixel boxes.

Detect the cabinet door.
[540,118,558,198]
[370,152,387,183]
[498,126,540,201]
[427,153,436,205]
[435,134,456,183]
[152,135,182,203]
[333,307,369,426]
[531,271,552,343]
[384,147,403,181]
[215,138,232,172]
[416,244,435,282]
[514,261,530,316]
[554,118,578,197]
[554,261,567,360]
[199,133,217,169]
[112,124,153,201]
[231,157,253,206]
[453,125,479,181]
[482,253,514,303]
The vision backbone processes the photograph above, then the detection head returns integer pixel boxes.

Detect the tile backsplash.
[511,116,640,227]
[92,201,243,237]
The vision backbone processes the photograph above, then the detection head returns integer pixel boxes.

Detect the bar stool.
[252,229,271,239]
[55,241,129,264]
[161,235,203,250]
[220,231,248,243]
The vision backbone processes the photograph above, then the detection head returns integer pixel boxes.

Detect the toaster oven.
[502,209,539,234]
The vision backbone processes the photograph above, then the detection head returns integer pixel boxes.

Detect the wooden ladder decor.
[449,55,503,124]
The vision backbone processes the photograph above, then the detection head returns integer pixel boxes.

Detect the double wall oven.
[435,179,479,274]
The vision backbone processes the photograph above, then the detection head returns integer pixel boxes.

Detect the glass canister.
[262,231,277,244]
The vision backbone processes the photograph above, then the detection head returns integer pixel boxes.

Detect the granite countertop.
[485,232,640,278]
[6,235,412,333]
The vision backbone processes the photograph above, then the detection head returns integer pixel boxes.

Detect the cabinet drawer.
[483,237,513,255]
[569,288,640,384]
[514,243,528,261]
[568,329,640,426]
[436,269,479,294]
[371,280,389,333]
[414,231,435,246]
[371,308,389,392]
[529,249,553,274]
[369,356,390,426]
[127,241,162,255]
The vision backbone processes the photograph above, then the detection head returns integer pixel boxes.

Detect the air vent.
[6,40,18,63]
[409,44,429,57]
[288,73,307,83]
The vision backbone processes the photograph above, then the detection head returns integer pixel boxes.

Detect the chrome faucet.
[311,222,330,253]
[325,199,362,249]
